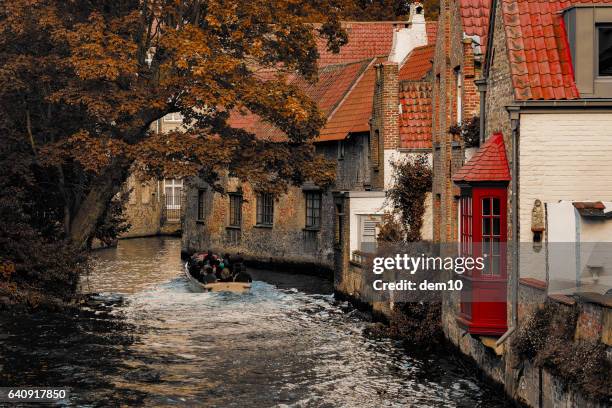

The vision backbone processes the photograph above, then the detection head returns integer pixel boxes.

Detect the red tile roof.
[316,22,396,66]
[399,81,433,149]
[460,0,492,49]
[319,59,377,141]
[399,44,435,81]
[316,21,438,67]
[228,59,372,142]
[453,132,511,182]
[499,0,612,100]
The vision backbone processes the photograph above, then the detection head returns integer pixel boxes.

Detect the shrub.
[510,301,612,403]
[384,155,432,242]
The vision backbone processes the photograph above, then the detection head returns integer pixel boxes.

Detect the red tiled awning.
[453,132,511,183]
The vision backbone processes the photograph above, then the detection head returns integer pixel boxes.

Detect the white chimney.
[388,2,428,64]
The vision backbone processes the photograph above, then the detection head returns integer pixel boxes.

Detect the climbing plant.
[383,155,432,242]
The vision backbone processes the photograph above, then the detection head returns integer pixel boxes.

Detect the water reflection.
[0,237,509,407]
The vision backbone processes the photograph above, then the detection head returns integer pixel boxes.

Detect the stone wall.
[182,137,369,273]
[121,175,163,238]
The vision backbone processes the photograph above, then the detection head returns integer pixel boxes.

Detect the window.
[564,7,612,97]
[305,192,322,229]
[337,140,345,160]
[164,112,183,122]
[598,25,612,76]
[455,69,463,123]
[481,197,502,276]
[359,215,381,253]
[458,186,508,336]
[335,203,344,246]
[163,178,183,222]
[460,195,473,258]
[256,192,274,226]
[229,193,242,227]
[197,189,206,221]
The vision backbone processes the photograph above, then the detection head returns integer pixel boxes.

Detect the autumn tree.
[339,0,440,21]
[0,0,348,253]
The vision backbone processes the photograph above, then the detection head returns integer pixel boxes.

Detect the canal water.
[0,237,510,407]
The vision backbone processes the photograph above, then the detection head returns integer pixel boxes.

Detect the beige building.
[119,114,186,239]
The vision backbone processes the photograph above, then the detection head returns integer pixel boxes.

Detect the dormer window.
[598,25,612,76]
[564,6,612,97]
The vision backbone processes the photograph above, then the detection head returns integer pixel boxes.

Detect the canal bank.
[0,237,511,406]
[335,256,612,408]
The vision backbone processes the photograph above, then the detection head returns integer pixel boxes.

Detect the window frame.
[597,24,612,77]
[455,68,463,124]
[458,185,508,336]
[197,189,206,221]
[256,192,274,227]
[228,193,243,228]
[304,191,322,229]
[164,112,183,123]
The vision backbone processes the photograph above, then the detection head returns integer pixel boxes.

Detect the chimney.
[388,1,428,64]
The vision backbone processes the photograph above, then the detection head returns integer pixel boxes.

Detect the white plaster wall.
[520,113,612,242]
[547,201,612,294]
[520,112,612,281]
[347,192,386,254]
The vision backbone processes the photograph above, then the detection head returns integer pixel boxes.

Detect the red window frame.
[458,186,508,336]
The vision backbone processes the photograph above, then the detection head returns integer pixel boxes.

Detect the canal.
[0,237,510,407]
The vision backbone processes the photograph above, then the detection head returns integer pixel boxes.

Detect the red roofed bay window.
[453,133,510,336]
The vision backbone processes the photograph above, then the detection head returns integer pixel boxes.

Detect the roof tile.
[399,81,433,149]
[398,44,435,81]
[453,133,511,183]
[460,0,492,48]
[500,0,612,101]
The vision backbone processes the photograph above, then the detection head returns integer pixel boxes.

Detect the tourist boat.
[183,262,251,293]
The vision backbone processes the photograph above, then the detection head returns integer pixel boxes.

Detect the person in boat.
[222,253,231,268]
[203,250,214,264]
[218,263,233,282]
[189,259,204,279]
[233,264,252,283]
[202,266,217,284]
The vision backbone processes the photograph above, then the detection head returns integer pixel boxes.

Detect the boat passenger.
[233,264,253,283]
[202,266,217,284]
[203,250,214,264]
[219,264,233,282]
[222,253,231,268]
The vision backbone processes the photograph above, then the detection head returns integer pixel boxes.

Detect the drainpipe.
[497,106,520,346]
[475,79,487,145]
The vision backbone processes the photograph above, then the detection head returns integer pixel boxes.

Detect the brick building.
[433,1,612,405]
[182,4,437,273]
[431,0,490,245]
[119,116,187,239]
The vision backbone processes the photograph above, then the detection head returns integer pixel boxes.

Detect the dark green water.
[0,237,510,407]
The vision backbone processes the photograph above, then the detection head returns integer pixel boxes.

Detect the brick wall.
[431,0,483,244]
